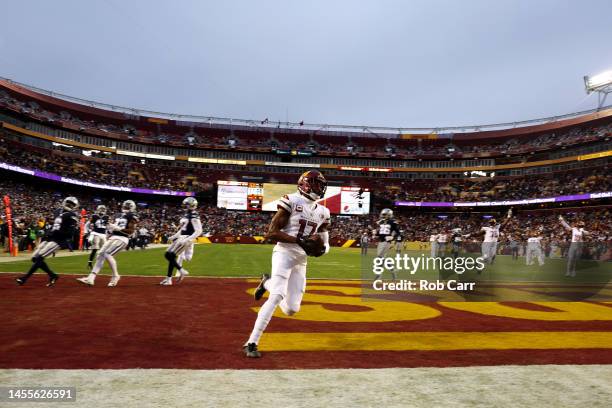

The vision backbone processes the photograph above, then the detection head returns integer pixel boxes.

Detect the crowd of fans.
[1,179,610,260]
[384,168,612,202]
[2,90,610,159]
[1,140,610,203]
[0,143,213,192]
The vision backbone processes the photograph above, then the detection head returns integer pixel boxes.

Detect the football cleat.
[254,274,270,301]
[245,343,261,358]
[176,269,189,284]
[15,277,25,286]
[108,276,121,287]
[160,277,173,286]
[46,274,59,287]
[77,276,95,286]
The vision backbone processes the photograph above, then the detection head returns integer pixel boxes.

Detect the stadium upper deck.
[1,77,611,163]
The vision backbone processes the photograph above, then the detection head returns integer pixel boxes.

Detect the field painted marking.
[440,301,612,321]
[341,240,356,248]
[250,285,442,322]
[249,285,612,322]
[260,331,612,351]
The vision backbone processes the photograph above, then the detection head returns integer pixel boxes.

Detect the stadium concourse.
[1,79,611,406]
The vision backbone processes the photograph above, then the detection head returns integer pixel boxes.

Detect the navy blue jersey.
[90,214,109,234]
[111,212,138,238]
[376,219,400,241]
[49,210,78,242]
[179,210,200,236]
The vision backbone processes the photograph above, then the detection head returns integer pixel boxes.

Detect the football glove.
[297,235,325,257]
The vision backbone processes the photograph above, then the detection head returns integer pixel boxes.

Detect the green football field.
[0,243,610,283]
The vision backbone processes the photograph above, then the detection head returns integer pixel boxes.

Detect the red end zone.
[0,275,611,369]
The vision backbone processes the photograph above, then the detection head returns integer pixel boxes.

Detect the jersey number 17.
[297,219,318,239]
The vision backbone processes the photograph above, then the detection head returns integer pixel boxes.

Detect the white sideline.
[1,365,611,408]
[0,244,169,263]
[0,271,362,280]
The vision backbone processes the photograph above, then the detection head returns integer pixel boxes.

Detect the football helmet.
[96,205,107,215]
[297,170,327,201]
[62,196,79,211]
[122,200,136,213]
[380,208,393,219]
[182,197,198,210]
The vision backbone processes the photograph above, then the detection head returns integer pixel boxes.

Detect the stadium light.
[584,69,612,109]
[584,70,612,92]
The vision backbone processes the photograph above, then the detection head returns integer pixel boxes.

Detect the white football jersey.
[437,233,448,243]
[275,192,331,255]
[527,237,542,244]
[571,228,587,243]
[482,225,501,242]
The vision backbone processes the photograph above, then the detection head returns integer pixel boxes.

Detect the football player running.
[450,228,463,259]
[86,205,109,270]
[16,197,79,287]
[244,170,331,358]
[373,208,400,281]
[77,200,138,287]
[160,197,203,285]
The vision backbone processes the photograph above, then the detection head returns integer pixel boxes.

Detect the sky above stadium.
[1,0,611,129]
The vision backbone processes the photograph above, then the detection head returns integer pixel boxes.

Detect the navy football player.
[86,205,109,270]
[77,200,138,287]
[450,228,463,259]
[394,229,405,254]
[16,197,79,287]
[160,197,202,285]
[373,208,400,281]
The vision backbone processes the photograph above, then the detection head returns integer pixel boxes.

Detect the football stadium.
[1,2,611,407]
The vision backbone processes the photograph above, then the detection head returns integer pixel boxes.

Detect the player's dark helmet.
[298,170,327,201]
[122,200,136,213]
[182,197,198,210]
[96,205,107,215]
[62,196,79,211]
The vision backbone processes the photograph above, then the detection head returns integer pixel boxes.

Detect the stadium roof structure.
[1,76,612,140]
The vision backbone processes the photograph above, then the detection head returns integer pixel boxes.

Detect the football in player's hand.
[299,234,325,257]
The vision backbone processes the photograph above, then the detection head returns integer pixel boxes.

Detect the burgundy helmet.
[297,170,327,201]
